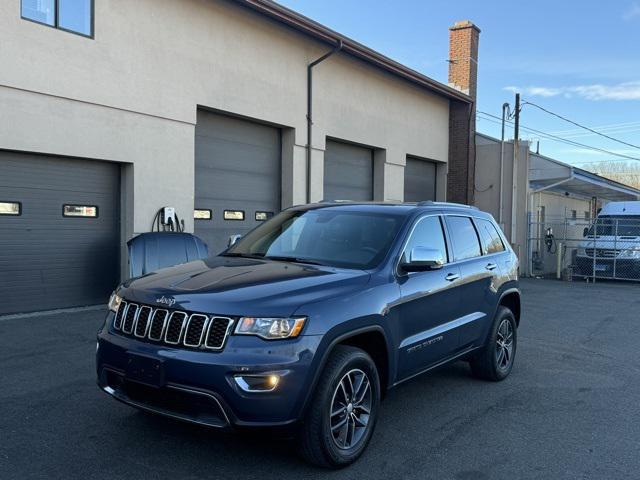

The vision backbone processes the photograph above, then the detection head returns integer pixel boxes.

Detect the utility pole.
[499,102,509,227]
[511,93,520,245]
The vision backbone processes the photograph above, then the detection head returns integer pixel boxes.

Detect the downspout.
[307,40,343,204]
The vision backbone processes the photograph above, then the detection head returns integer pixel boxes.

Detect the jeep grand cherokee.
[97,202,521,467]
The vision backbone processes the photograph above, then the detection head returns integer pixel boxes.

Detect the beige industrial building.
[0,0,479,314]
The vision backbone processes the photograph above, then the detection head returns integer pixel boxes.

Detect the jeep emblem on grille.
[155,296,176,307]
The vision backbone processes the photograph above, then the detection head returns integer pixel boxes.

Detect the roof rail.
[319,199,354,203]
[417,201,478,210]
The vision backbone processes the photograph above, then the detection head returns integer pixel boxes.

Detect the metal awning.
[529,153,640,201]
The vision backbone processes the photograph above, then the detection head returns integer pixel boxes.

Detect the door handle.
[486,263,498,271]
[445,272,459,282]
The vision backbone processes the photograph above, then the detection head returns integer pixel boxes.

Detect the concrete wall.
[0,0,451,245]
[533,192,592,222]
[474,135,529,266]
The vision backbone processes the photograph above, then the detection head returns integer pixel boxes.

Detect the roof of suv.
[293,201,490,217]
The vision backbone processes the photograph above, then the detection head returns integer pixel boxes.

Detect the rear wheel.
[470,306,517,381]
[298,345,380,468]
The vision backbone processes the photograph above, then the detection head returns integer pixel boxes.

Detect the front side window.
[446,216,481,261]
[226,209,404,269]
[403,216,448,263]
[476,219,506,255]
[22,0,93,37]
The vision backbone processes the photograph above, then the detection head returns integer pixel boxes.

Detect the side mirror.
[400,247,445,272]
[228,234,242,247]
[583,227,589,238]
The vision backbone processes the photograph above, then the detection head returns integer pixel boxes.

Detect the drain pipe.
[307,40,343,203]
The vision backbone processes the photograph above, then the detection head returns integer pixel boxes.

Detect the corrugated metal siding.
[324,140,373,201]
[404,157,437,202]
[0,152,120,315]
[194,111,281,255]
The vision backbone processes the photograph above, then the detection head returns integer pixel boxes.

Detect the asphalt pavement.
[1,278,639,479]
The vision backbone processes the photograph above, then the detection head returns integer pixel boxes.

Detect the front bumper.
[97,312,322,429]
[575,256,640,279]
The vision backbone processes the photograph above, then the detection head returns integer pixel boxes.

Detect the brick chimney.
[446,20,480,205]
[448,20,480,98]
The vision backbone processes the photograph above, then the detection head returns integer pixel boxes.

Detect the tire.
[469,306,517,381]
[298,345,380,468]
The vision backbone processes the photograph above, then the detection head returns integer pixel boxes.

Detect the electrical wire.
[477,111,640,163]
[521,100,640,151]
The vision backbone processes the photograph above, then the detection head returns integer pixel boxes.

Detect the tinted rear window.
[446,216,481,261]
[476,219,506,254]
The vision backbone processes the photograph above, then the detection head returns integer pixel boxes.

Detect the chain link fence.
[527,215,640,282]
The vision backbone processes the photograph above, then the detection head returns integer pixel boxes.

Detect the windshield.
[225,208,405,269]
[587,215,640,237]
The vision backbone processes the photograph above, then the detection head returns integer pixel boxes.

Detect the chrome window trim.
[113,301,127,331]
[164,311,188,345]
[396,213,509,277]
[134,306,153,338]
[147,309,169,341]
[183,314,210,348]
[122,303,139,335]
[204,317,234,350]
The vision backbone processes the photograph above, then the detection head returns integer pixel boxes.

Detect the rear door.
[396,215,461,378]
[444,215,501,349]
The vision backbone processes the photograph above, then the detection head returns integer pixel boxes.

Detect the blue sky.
[279,0,640,170]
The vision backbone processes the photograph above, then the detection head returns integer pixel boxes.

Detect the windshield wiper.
[220,252,265,259]
[264,255,326,266]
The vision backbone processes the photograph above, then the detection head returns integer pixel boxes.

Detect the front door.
[396,215,462,379]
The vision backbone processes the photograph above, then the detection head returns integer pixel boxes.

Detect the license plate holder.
[594,264,607,272]
[125,353,165,387]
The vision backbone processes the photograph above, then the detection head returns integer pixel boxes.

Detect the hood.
[119,256,371,317]
[580,236,640,249]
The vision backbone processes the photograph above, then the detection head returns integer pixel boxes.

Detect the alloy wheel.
[329,368,372,450]
[495,318,514,370]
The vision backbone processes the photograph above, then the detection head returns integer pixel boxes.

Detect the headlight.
[618,247,640,259]
[108,292,122,312]
[235,317,306,340]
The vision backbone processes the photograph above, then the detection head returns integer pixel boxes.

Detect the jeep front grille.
[112,301,234,351]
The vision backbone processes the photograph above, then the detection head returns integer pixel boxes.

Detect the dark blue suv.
[97,202,520,467]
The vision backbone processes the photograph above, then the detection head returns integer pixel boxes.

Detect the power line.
[477,111,640,162]
[521,100,640,151]
[550,120,640,138]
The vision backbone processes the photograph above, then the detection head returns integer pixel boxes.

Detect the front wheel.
[298,345,380,468]
[469,306,517,381]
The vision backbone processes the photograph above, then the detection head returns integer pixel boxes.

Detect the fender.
[297,323,391,419]
[496,285,521,321]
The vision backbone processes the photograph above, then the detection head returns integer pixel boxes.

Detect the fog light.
[234,374,280,392]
